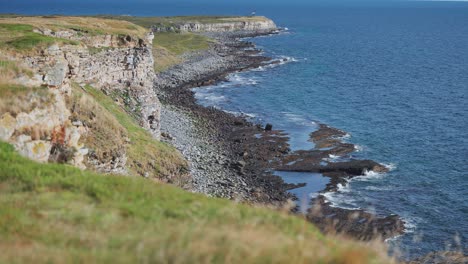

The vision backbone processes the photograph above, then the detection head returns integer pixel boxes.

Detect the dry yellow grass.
[0,83,54,117]
[0,16,148,39]
[153,45,182,72]
[0,59,33,81]
[67,84,128,166]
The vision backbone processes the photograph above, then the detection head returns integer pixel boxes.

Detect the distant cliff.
[151,16,278,33]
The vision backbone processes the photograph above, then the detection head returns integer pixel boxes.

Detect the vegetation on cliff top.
[0,23,78,51]
[0,141,394,263]
[0,16,148,38]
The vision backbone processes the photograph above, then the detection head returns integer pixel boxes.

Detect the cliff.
[112,15,278,33]
[159,16,278,33]
[0,17,186,180]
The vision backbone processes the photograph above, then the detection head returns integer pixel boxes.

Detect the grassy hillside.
[152,32,213,71]
[0,141,394,264]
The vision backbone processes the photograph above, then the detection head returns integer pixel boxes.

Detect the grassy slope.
[152,32,213,71]
[0,141,393,264]
[80,85,188,182]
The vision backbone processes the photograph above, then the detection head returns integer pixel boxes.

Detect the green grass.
[0,141,394,263]
[0,23,78,51]
[151,32,213,72]
[82,85,188,183]
[153,32,212,55]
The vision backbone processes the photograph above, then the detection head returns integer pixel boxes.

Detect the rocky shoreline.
[155,30,404,240]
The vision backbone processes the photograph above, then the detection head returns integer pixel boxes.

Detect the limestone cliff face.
[0,31,160,172]
[153,17,277,33]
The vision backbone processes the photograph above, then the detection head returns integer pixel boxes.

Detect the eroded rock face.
[177,20,277,33]
[152,17,277,33]
[2,31,160,172]
[34,28,146,48]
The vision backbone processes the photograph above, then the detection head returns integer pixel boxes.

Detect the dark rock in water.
[265,123,273,131]
[404,251,468,264]
[307,196,405,241]
[277,159,387,176]
[310,124,347,142]
[319,160,388,175]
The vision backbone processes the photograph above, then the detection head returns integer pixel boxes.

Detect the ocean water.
[194,6,468,257]
[2,0,467,259]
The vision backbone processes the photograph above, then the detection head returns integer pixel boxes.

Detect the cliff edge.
[0,16,187,181]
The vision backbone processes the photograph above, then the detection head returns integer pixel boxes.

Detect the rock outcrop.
[1,29,160,172]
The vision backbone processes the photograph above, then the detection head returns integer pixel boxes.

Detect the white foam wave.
[383,163,397,171]
[322,191,361,210]
[337,183,351,193]
[364,185,392,191]
[194,93,225,104]
[252,66,266,72]
[352,170,387,182]
[340,133,351,140]
[225,110,256,118]
[385,234,403,243]
[327,154,341,160]
[229,74,259,86]
[354,144,364,152]
[401,216,423,234]
[283,112,307,123]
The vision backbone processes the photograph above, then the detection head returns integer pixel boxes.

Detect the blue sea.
[2,0,467,259]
